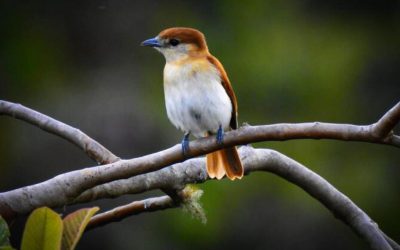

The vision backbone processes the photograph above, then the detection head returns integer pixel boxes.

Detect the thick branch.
[243,147,392,250]
[0,100,119,164]
[81,147,395,250]
[0,144,185,218]
[75,158,206,202]
[0,100,398,173]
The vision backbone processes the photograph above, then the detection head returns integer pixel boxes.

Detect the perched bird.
[141,27,243,180]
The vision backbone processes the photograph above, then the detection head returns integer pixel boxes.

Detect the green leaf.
[0,216,14,250]
[61,207,99,250]
[21,207,63,250]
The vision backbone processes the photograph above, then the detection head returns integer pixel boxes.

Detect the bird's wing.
[206,54,238,129]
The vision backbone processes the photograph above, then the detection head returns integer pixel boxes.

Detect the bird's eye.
[169,39,180,46]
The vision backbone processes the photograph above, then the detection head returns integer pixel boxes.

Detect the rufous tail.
[206,147,243,180]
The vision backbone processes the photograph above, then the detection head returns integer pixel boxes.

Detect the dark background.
[1,1,399,249]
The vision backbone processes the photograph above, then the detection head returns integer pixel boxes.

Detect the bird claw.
[216,125,224,145]
[181,133,190,156]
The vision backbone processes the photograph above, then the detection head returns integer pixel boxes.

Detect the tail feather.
[221,147,243,180]
[206,147,243,180]
[206,150,225,179]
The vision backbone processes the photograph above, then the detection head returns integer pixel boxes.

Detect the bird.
[141,27,243,180]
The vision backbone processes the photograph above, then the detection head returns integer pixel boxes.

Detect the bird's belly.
[164,73,232,138]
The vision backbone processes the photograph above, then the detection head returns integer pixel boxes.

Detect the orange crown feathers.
[158,27,208,51]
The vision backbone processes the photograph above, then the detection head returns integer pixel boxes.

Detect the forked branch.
[1,99,399,250]
[85,147,397,250]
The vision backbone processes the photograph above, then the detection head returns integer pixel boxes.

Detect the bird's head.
[141,27,208,62]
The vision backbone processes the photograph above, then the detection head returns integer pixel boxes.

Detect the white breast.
[163,61,232,138]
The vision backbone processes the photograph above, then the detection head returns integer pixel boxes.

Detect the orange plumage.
[142,27,243,180]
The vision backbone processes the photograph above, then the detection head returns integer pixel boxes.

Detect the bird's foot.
[181,133,190,156]
[216,125,224,145]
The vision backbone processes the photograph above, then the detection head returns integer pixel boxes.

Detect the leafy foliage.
[61,207,99,250]
[21,207,63,250]
[0,216,13,250]
[20,207,99,250]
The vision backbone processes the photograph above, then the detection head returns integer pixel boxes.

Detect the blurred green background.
[1,1,399,249]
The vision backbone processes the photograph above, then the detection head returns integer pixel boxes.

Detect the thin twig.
[372,101,400,138]
[86,195,175,230]
[0,100,119,164]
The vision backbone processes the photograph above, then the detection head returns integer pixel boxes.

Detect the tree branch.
[81,147,396,250]
[0,100,119,164]
[86,195,175,230]
[0,101,399,220]
[372,101,400,138]
[1,100,399,249]
[74,158,206,203]
[381,229,400,250]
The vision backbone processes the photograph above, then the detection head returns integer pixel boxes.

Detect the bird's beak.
[141,37,161,47]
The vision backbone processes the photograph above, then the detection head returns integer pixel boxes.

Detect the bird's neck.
[163,54,218,86]
[163,48,209,64]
